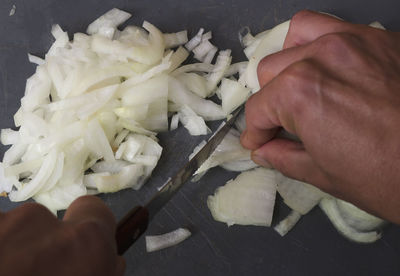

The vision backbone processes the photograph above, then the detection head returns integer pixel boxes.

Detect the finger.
[240,91,278,150]
[114,257,126,276]
[252,138,331,191]
[63,195,116,235]
[257,43,310,88]
[284,10,352,49]
[243,60,321,150]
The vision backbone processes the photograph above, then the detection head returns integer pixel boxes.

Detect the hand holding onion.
[241,10,400,224]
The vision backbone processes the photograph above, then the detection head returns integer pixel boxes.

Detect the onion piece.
[170,114,180,131]
[178,105,210,136]
[168,77,225,121]
[85,119,115,162]
[203,46,218,64]
[335,199,386,232]
[83,164,144,192]
[277,172,328,215]
[208,168,277,226]
[206,50,232,92]
[319,198,381,243]
[1,129,20,145]
[176,73,210,98]
[9,149,58,202]
[193,40,216,62]
[163,30,188,48]
[219,159,258,172]
[185,28,204,51]
[166,46,190,73]
[87,8,132,36]
[34,178,87,214]
[145,228,191,252]
[218,78,250,114]
[28,54,45,66]
[195,129,252,175]
[242,21,289,91]
[369,21,386,30]
[274,210,302,237]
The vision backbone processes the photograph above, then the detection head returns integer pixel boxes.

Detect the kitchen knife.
[116,107,243,254]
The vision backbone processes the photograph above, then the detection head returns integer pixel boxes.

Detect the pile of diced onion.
[0,8,251,213]
[0,8,387,244]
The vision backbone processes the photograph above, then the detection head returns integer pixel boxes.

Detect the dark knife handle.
[116,206,149,255]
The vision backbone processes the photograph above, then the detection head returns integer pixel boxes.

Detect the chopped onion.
[185,28,204,51]
[195,128,252,175]
[218,78,250,114]
[170,114,180,131]
[274,210,302,237]
[369,21,386,30]
[145,228,191,252]
[168,77,226,121]
[206,50,232,92]
[193,40,216,62]
[208,168,277,226]
[164,31,188,49]
[28,54,45,66]
[87,8,132,36]
[176,73,210,98]
[335,199,386,232]
[319,198,381,243]
[242,21,289,91]
[277,172,328,215]
[1,129,20,146]
[178,105,210,136]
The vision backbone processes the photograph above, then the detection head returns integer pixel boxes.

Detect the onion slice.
[146,228,191,252]
[207,168,277,227]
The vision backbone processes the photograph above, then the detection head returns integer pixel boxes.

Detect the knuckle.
[75,220,106,241]
[315,33,356,57]
[278,60,320,113]
[291,10,314,26]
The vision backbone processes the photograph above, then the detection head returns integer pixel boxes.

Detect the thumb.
[252,138,330,191]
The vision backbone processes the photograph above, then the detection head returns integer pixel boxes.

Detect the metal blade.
[145,106,243,221]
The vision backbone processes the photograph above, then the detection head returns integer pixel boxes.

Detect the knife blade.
[116,106,243,254]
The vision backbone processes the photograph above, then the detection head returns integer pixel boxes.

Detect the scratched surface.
[1,0,400,275]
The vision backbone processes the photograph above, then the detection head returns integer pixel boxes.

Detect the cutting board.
[1,0,400,275]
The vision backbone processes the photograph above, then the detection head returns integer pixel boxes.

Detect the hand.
[241,10,400,224]
[0,196,125,276]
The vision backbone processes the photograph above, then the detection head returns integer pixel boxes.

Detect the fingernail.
[252,151,272,168]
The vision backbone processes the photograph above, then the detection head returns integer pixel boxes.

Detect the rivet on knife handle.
[116,206,149,255]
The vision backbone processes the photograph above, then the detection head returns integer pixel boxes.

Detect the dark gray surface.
[1,0,400,275]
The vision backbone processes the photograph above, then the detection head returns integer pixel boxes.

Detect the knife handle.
[116,206,149,255]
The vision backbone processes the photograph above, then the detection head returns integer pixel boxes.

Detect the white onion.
[276,172,328,215]
[185,28,204,51]
[146,228,191,252]
[87,8,132,36]
[319,198,381,243]
[218,78,250,115]
[176,73,210,98]
[163,30,188,49]
[195,128,252,175]
[274,210,302,237]
[242,21,289,91]
[207,168,277,226]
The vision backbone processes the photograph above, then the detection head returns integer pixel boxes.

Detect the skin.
[241,10,400,224]
[0,196,125,276]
